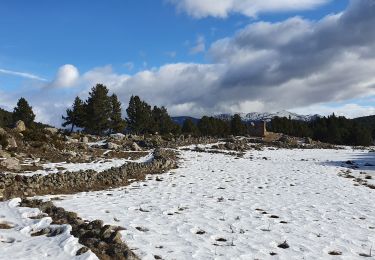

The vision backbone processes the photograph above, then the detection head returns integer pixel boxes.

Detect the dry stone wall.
[0,149,178,200]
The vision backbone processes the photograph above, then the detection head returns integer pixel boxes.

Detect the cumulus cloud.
[168,0,331,18]
[5,0,375,126]
[50,64,80,88]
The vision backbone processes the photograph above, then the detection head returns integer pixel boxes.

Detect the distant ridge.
[215,110,320,122]
[172,111,320,126]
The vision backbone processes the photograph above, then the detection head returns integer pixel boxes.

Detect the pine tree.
[109,94,126,133]
[152,106,178,135]
[13,97,35,127]
[182,118,199,136]
[230,114,246,136]
[126,95,152,134]
[85,84,111,135]
[62,96,85,133]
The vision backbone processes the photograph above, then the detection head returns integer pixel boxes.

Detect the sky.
[0,0,375,126]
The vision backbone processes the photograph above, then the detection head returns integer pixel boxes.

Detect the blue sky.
[1,0,374,125]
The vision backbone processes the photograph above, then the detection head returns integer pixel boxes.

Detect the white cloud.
[189,36,206,54]
[50,64,80,88]
[168,0,331,18]
[4,0,375,127]
[0,68,47,81]
[165,51,177,58]
[123,62,134,71]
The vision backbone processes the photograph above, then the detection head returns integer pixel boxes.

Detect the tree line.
[2,84,374,146]
[62,84,182,136]
[269,114,373,146]
[61,84,250,137]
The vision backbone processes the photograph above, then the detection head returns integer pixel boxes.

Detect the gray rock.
[110,133,125,140]
[6,136,17,149]
[81,136,89,143]
[106,142,120,150]
[0,158,21,171]
[131,142,142,151]
[14,120,26,132]
[45,127,59,135]
[305,137,313,144]
[0,151,11,159]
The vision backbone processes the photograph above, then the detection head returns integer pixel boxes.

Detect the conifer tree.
[13,97,35,127]
[230,114,246,136]
[62,96,85,133]
[182,118,199,136]
[126,95,152,134]
[152,106,177,135]
[109,94,126,133]
[84,84,111,135]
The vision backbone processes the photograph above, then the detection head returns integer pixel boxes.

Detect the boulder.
[0,127,7,136]
[131,142,142,151]
[14,120,26,132]
[106,142,120,150]
[304,137,313,145]
[45,127,59,135]
[0,158,21,171]
[0,150,11,159]
[110,133,125,140]
[65,136,79,143]
[81,136,89,143]
[6,136,17,149]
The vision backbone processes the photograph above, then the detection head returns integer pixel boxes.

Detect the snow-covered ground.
[18,152,154,177]
[0,198,97,260]
[50,147,375,259]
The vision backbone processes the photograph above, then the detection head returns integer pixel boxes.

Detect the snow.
[50,147,375,259]
[0,198,97,260]
[17,151,154,177]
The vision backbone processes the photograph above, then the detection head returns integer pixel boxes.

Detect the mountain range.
[172,110,320,125]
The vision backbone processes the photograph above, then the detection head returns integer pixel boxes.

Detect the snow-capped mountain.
[215,110,320,122]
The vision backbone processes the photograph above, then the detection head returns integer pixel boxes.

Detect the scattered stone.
[277,240,290,249]
[45,127,59,135]
[328,250,342,256]
[76,247,90,256]
[106,142,120,150]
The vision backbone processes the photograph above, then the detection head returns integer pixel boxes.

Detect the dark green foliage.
[109,94,126,133]
[62,96,85,133]
[0,108,13,128]
[126,95,153,134]
[354,115,375,139]
[23,128,48,142]
[62,84,126,135]
[0,133,8,148]
[230,114,247,136]
[198,116,230,137]
[269,114,373,146]
[84,84,112,135]
[13,97,35,127]
[125,96,179,135]
[182,118,199,136]
[152,106,180,135]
